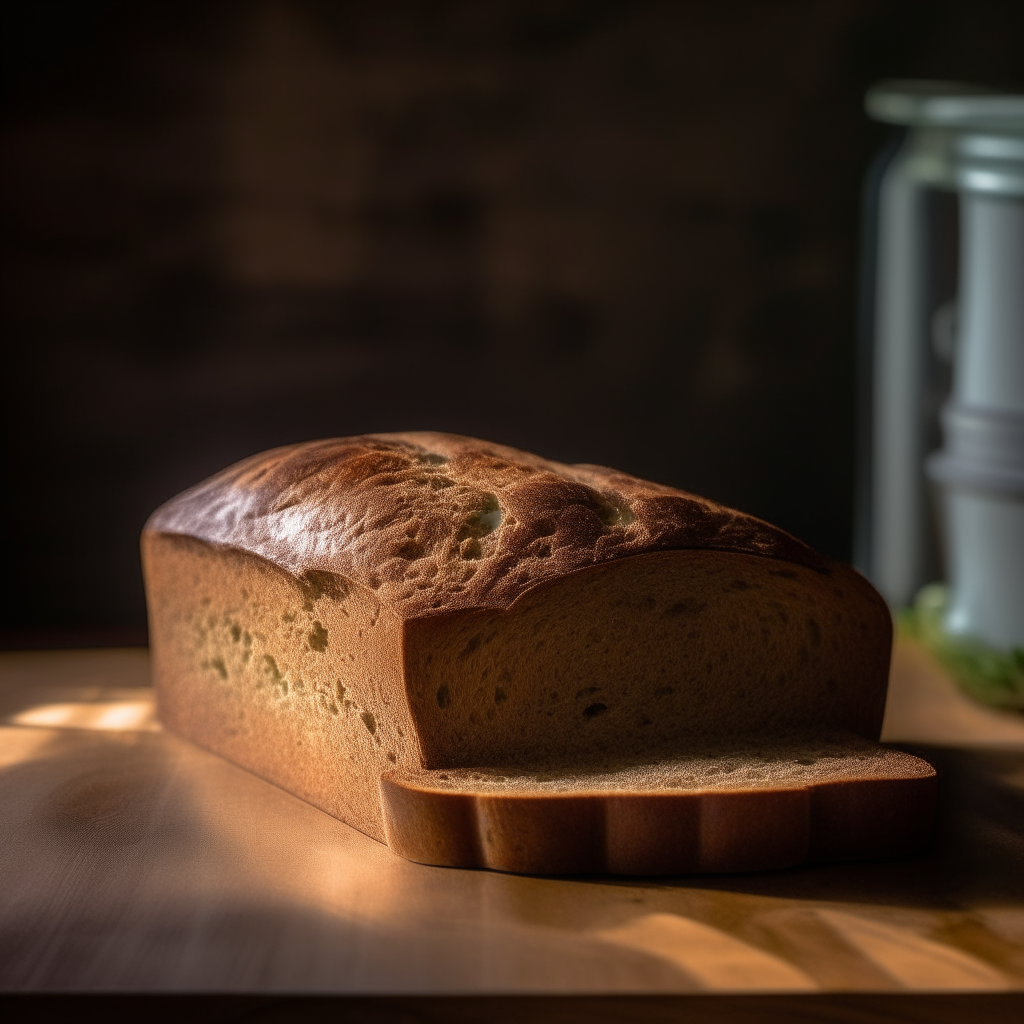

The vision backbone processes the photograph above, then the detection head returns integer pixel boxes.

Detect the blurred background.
[2,0,1022,647]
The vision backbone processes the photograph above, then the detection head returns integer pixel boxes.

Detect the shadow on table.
[659,744,1024,907]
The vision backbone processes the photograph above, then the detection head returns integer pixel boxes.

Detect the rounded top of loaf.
[145,432,829,617]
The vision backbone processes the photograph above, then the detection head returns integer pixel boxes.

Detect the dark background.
[2,0,1022,646]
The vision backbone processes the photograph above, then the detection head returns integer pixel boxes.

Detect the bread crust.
[145,432,835,621]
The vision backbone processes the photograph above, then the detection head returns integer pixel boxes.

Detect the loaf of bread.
[142,432,935,873]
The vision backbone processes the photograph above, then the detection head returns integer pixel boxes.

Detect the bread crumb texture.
[402,549,891,768]
[146,432,827,618]
[395,736,933,794]
[143,535,412,840]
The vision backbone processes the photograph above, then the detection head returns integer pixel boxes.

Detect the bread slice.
[382,738,936,874]
[142,432,934,873]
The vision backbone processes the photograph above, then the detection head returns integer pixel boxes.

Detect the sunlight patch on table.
[594,912,817,991]
[816,909,1010,990]
[6,698,158,732]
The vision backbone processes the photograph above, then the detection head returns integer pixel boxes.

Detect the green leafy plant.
[899,583,1024,713]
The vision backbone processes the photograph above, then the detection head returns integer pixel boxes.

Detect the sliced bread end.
[381,738,937,875]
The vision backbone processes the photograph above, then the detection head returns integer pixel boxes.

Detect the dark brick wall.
[2,0,1022,640]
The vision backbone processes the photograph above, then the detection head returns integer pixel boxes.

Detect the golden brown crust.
[145,432,830,619]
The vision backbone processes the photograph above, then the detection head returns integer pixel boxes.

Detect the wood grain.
[0,639,1022,994]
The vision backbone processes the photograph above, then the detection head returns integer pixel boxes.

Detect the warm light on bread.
[142,432,935,874]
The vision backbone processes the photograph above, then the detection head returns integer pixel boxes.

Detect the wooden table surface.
[1,639,1023,1005]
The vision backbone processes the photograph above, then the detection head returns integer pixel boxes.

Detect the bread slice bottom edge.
[380,740,937,875]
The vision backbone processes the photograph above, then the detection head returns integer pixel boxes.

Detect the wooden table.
[2,640,1023,1021]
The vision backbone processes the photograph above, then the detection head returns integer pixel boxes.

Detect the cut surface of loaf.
[143,432,933,874]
